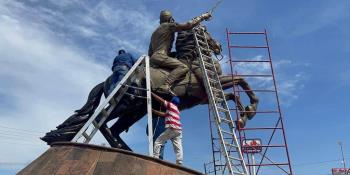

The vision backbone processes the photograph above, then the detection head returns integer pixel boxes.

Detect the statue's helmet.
[160,10,174,24]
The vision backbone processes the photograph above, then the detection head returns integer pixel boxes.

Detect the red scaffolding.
[226,29,293,175]
[204,29,293,175]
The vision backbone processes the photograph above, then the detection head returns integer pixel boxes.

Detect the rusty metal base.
[17,142,203,175]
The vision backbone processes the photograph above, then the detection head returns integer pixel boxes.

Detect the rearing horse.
[41,25,259,151]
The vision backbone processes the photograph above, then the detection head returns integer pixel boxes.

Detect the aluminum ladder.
[193,27,248,175]
[71,55,154,155]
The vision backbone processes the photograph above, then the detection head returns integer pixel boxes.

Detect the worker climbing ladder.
[193,26,248,175]
[71,55,155,156]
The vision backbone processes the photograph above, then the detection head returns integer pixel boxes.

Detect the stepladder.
[70,55,155,155]
[193,26,248,175]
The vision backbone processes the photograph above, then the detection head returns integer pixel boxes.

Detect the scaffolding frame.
[223,28,293,175]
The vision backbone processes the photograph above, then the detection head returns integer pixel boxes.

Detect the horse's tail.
[74,82,104,115]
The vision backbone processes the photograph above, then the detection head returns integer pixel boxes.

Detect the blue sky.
[0,0,349,174]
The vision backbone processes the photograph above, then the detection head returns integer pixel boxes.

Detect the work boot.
[157,84,176,96]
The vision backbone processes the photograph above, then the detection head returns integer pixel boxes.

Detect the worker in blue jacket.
[107,49,137,95]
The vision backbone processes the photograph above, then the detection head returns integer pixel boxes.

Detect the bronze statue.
[176,25,223,82]
[149,10,212,96]
[42,22,258,151]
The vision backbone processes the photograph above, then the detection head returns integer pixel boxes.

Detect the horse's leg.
[108,115,135,151]
[220,75,259,127]
[200,92,249,128]
[109,110,146,151]
[224,92,249,128]
[220,75,259,105]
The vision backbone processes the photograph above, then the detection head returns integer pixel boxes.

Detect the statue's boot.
[157,84,176,96]
[157,77,177,96]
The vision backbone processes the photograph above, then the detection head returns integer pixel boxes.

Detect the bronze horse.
[41,26,259,150]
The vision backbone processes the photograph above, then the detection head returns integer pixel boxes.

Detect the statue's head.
[160,10,174,24]
[118,49,126,55]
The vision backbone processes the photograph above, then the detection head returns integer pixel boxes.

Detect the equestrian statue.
[41,11,259,151]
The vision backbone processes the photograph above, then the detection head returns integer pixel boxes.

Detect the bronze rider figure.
[149,10,212,96]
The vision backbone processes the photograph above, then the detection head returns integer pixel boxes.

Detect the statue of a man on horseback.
[149,10,212,96]
[41,10,259,151]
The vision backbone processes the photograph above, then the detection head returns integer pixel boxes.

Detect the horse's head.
[200,25,222,56]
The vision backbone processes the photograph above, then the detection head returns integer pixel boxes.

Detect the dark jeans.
[153,117,166,159]
[108,65,129,95]
[146,117,166,159]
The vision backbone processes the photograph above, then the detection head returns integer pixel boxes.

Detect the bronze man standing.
[149,10,212,96]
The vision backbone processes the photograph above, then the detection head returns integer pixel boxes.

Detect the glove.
[201,12,212,21]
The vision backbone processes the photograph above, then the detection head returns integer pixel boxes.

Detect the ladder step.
[205,68,215,75]
[82,132,90,139]
[203,61,214,68]
[201,54,212,60]
[125,92,147,99]
[200,47,211,53]
[122,84,148,91]
[200,51,212,57]
[221,130,235,135]
[220,117,231,123]
[214,96,224,103]
[109,98,117,106]
[228,156,243,162]
[211,87,221,93]
[208,78,219,83]
[231,170,246,175]
[198,40,208,46]
[101,109,108,117]
[201,55,212,62]
[203,58,213,64]
[92,120,99,127]
[196,34,205,40]
[225,142,239,148]
[217,106,229,112]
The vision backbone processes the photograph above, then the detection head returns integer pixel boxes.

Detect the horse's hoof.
[245,104,257,120]
[236,117,247,129]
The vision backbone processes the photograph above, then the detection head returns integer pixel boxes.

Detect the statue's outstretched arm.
[173,12,212,31]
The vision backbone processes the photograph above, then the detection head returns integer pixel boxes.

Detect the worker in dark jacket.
[107,49,137,95]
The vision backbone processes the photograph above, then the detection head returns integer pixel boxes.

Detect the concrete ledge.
[17,142,203,175]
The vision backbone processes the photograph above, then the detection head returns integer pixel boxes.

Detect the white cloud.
[0,0,157,171]
[0,11,108,165]
[0,0,158,58]
[273,59,309,106]
[220,55,308,106]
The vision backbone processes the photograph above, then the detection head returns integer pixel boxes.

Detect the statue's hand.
[201,12,212,21]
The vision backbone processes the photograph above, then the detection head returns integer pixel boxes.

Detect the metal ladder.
[70,55,154,155]
[193,27,248,175]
